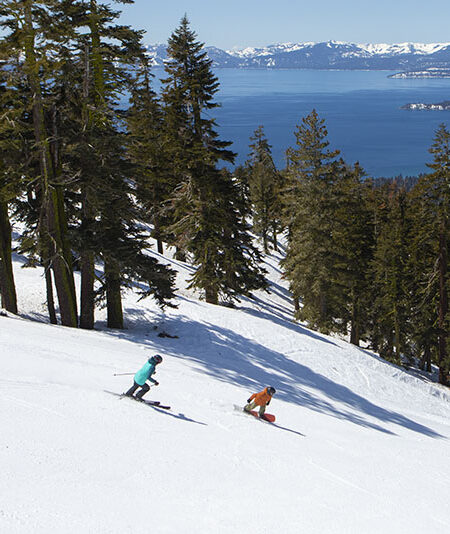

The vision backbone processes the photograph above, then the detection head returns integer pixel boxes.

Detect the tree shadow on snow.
[104,312,445,439]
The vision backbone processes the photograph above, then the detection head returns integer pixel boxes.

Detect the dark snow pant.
[125,381,150,399]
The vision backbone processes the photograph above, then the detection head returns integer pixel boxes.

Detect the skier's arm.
[249,393,256,402]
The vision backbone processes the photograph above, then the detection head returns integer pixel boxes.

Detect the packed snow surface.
[1,241,450,533]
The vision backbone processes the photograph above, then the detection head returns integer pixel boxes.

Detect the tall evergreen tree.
[369,185,411,363]
[332,162,374,345]
[282,110,340,332]
[411,124,450,384]
[0,0,78,326]
[126,56,169,255]
[407,179,440,372]
[0,57,27,314]
[59,0,177,328]
[161,17,267,304]
[246,126,281,253]
[76,0,141,329]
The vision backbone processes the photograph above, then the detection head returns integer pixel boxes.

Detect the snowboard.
[246,410,276,423]
[233,404,275,423]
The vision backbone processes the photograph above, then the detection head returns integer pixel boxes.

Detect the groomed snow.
[1,238,449,533]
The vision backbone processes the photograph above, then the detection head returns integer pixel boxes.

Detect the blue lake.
[153,69,450,177]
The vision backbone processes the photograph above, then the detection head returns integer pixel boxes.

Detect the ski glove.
[247,398,251,403]
[153,381,159,386]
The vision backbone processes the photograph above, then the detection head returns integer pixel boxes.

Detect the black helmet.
[153,354,163,364]
[267,386,276,395]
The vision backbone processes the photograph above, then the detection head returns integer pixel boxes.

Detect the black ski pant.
[125,381,150,399]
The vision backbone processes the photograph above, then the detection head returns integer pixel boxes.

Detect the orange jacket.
[249,388,273,406]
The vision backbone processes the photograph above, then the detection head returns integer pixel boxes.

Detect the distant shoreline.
[402,101,450,111]
[389,69,450,79]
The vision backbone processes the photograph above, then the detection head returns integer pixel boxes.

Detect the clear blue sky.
[117,0,450,49]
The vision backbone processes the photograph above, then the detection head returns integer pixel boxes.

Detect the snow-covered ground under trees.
[1,238,450,534]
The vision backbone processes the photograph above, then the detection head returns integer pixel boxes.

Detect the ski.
[143,400,171,410]
[128,396,171,410]
[104,391,170,409]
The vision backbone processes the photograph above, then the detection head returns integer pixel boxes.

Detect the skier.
[244,386,276,418]
[124,355,163,400]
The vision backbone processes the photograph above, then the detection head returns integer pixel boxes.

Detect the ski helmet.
[267,386,276,395]
[153,354,163,364]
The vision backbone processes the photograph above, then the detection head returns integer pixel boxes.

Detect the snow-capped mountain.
[146,40,450,70]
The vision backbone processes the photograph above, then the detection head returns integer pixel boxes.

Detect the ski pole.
[113,372,135,376]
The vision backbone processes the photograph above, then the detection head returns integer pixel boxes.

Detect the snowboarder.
[124,355,163,400]
[244,386,276,418]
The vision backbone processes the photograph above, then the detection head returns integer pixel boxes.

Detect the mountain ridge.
[145,40,450,71]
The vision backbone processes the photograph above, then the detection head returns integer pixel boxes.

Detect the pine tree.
[331,162,374,345]
[407,180,439,372]
[0,0,78,326]
[126,56,169,255]
[0,57,27,314]
[281,110,340,332]
[246,126,281,253]
[57,0,177,328]
[0,1,177,328]
[232,165,251,220]
[77,0,138,329]
[411,124,450,384]
[162,17,266,304]
[369,184,411,363]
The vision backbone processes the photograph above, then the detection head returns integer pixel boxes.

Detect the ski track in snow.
[307,458,382,499]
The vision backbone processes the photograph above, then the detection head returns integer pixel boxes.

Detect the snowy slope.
[1,241,450,533]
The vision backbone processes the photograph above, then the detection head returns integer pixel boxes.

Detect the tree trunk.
[438,229,448,385]
[0,201,18,314]
[175,247,186,262]
[44,257,57,324]
[420,340,431,373]
[319,292,327,327]
[349,291,360,346]
[205,285,218,305]
[393,302,401,359]
[47,187,78,326]
[38,195,56,324]
[272,223,278,252]
[153,214,164,255]
[79,189,95,329]
[23,1,77,327]
[262,229,269,254]
[78,44,95,330]
[80,249,95,329]
[105,258,123,329]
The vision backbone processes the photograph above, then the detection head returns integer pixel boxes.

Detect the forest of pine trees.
[0,3,449,386]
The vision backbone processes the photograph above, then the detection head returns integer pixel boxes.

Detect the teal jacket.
[134,358,158,386]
